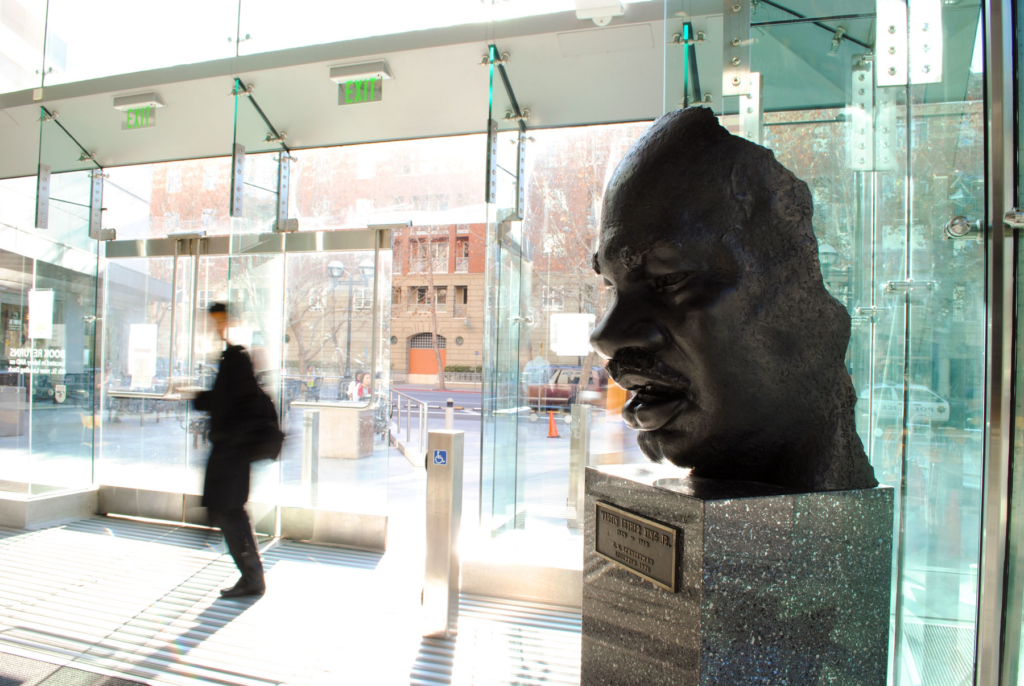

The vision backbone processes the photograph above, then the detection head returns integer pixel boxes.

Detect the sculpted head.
[590,107,877,492]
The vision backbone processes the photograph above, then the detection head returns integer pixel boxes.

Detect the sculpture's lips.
[615,371,691,432]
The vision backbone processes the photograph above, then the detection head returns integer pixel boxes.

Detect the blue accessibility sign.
[433,449,448,466]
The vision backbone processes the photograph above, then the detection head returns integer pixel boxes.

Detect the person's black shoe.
[220,580,266,598]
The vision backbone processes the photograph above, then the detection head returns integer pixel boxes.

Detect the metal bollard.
[567,403,591,530]
[445,398,454,430]
[302,409,320,508]
[423,429,464,638]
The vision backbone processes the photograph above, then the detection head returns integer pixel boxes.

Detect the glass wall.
[474,1,988,682]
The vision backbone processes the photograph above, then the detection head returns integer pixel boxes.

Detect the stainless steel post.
[302,409,319,508]
[423,429,464,638]
[445,398,454,430]
[420,405,427,448]
[406,399,411,442]
[567,403,591,530]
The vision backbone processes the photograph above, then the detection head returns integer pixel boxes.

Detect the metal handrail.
[392,389,428,448]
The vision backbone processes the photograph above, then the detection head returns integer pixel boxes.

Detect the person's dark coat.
[194,345,261,510]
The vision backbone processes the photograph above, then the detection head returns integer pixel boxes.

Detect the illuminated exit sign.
[338,78,382,106]
[122,106,156,130]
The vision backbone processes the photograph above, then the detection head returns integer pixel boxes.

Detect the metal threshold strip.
[0,518,581,685]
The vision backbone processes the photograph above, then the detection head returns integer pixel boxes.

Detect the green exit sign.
[122,106,156,130]
[339,78,382,106]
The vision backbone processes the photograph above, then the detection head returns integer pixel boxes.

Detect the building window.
[454,286,468,318]
[392,286,402,305]
[409,286,429,313]
[164,212,180,230]
[435,286,447,313]
[542,285,564,312]
[455,237,469,273]
[355,198,374,215]
[410,237,448,273]
[167,168,182,194]
[202,208,215,226]
[353,286,373,310]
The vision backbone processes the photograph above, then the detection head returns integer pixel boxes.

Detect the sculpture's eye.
[652,272,692,293]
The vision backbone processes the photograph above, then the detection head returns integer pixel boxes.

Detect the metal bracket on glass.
[908,0,943,84]
[850,56,874,171]
[35,163,50,229]
[485,119,499,204]
[514,133,527,221]
[875,0,908,86]
[88,171,106,239]
[884,280,935,295]
[78,151,97,162]
[944,215,983,239]
[230,143,245,218]
[722,0,751,97]
[854,305,891,321]
[504,109,530,123]
[874,85,897,170]
[480,52,510,65]
[230,82,255,97]
[275,153,292,232]
[38,110,58,122]
[739,73,762,145]
[265,132,287,145]
[671,30,706,45]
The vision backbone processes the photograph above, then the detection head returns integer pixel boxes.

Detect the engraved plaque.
[595,501,679,592]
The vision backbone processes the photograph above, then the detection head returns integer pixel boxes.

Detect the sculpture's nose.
[590,293,667,360]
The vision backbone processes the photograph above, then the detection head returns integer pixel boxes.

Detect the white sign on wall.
[128,323,158,388]
[550,313,596,357]
[28,289,53,339]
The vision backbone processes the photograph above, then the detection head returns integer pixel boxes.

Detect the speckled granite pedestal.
[582,464,893,685]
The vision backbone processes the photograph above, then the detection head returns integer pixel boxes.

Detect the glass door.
[730,0,987,680]
[480,45,530,534]
[98,228,393,528]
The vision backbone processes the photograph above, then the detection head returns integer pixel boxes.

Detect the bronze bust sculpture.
[589,107,877,492]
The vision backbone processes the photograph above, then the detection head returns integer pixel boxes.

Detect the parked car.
[526,365,608,410]
[857,383,951,423]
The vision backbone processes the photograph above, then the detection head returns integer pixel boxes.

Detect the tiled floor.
[0,518,581,686]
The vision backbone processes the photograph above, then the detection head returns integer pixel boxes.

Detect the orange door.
[409,348,447,374]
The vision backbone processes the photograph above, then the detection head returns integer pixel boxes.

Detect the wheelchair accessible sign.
[432,450,447,466]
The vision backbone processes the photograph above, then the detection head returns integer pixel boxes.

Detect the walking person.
[189,302,276,598]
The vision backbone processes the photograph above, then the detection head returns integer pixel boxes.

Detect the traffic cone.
[548,411,560,439]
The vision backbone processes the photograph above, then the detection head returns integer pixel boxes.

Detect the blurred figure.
[357,371,370,400]
[192,302,267,598]
[346,373,359,401]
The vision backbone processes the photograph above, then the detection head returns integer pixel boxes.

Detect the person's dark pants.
[208,507,265,589]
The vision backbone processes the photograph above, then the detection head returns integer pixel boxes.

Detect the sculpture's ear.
[730,164,755,219]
